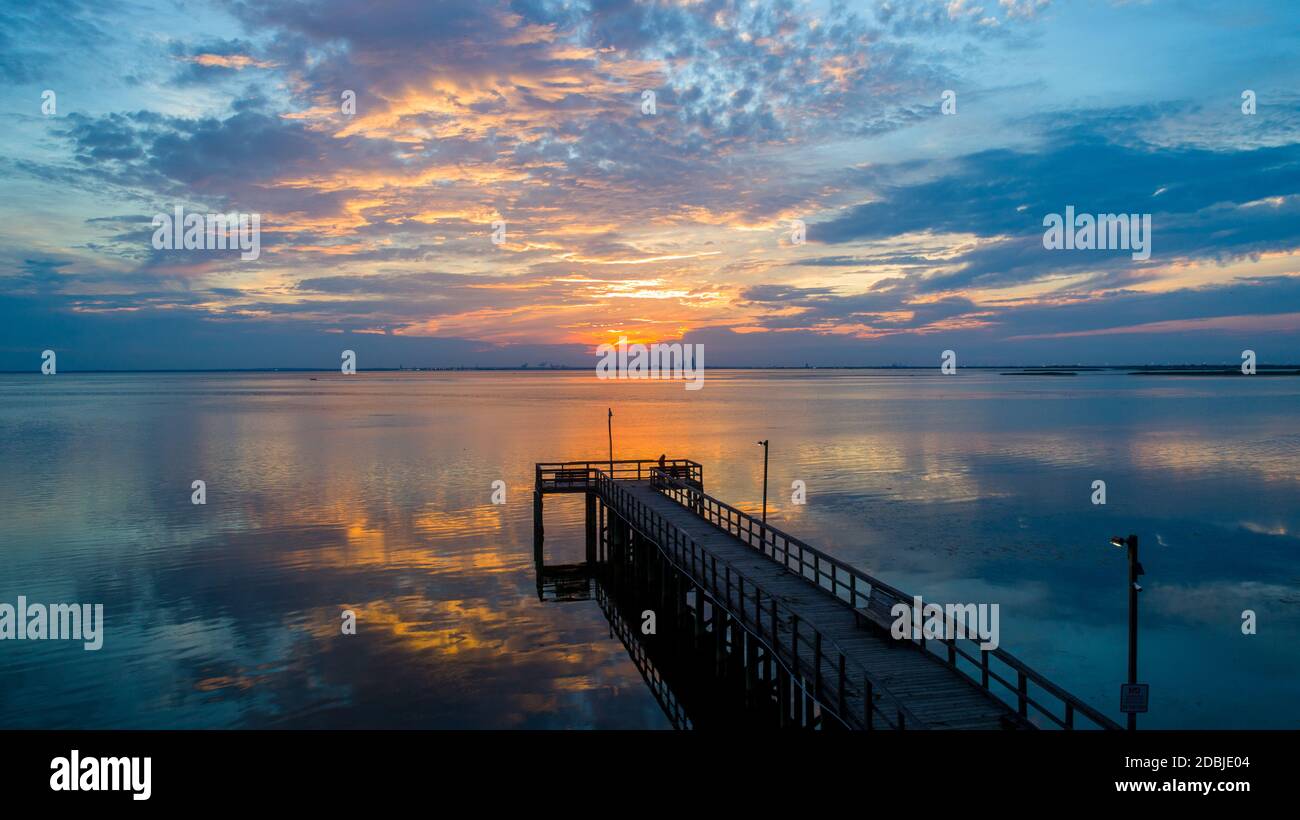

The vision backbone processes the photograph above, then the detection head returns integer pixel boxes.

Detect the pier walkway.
[534,458,1121,731]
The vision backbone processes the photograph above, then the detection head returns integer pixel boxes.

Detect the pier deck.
[534,458,1121,731]
[620,480,1011,728]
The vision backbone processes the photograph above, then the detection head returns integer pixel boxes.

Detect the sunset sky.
[2,0,1299,368]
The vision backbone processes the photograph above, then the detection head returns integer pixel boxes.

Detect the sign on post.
[1120,683,1149,714]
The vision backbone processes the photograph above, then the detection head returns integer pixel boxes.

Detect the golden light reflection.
[1130,432,1300,483]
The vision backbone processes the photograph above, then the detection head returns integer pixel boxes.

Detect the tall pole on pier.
[1126,533,1141,732]
[1110,533,1144,731]
[757,439,769,523]
[608,408,614,475]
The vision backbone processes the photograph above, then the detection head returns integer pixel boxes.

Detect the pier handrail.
[649,469,1121,731]
[537,459,702,489]
[594,468,927,730]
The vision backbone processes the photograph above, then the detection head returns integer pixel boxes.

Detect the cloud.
[168,39,278,84]
[0,0,113,83]
[2,0,1299,365]
[811,109,1300,296]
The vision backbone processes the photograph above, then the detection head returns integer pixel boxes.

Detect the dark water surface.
[1,370,1296,728]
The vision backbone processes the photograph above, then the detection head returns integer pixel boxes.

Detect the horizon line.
[5,364,1300,374]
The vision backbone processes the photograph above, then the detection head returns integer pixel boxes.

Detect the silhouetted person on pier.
[658,453,666,477]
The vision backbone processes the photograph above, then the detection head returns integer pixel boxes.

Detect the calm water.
[0,370,1297,728]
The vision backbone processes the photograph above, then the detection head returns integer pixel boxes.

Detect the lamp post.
[607,408,614,475]
[757,439,769,523]
[1109,533,1144,730]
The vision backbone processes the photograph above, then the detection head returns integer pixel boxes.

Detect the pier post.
[585,492,596,563]
[744,632,758,710]
[532,490,543,561]
[715,611,726,675]
[778,667,790,728]
[598,499,606,563]
[681,571,691,647]
[804,680,814,729]
[693,585,704,649]
[658,550,669,631]
[636,529,648,591]
[611,511,628,566]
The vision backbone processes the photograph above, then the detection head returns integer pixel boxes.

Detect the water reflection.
[0,370,1297,728]
[543,536,791,730]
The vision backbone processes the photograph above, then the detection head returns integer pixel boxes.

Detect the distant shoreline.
[5,365,1300,375]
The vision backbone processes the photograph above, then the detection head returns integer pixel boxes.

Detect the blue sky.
[2,0,1299,368]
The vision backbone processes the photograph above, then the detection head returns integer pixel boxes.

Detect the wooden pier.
[534,458,1121,731]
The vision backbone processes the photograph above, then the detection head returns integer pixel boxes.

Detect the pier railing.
[537,459,702,493]
[650,469,1121,731]
[595,469,926,730]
